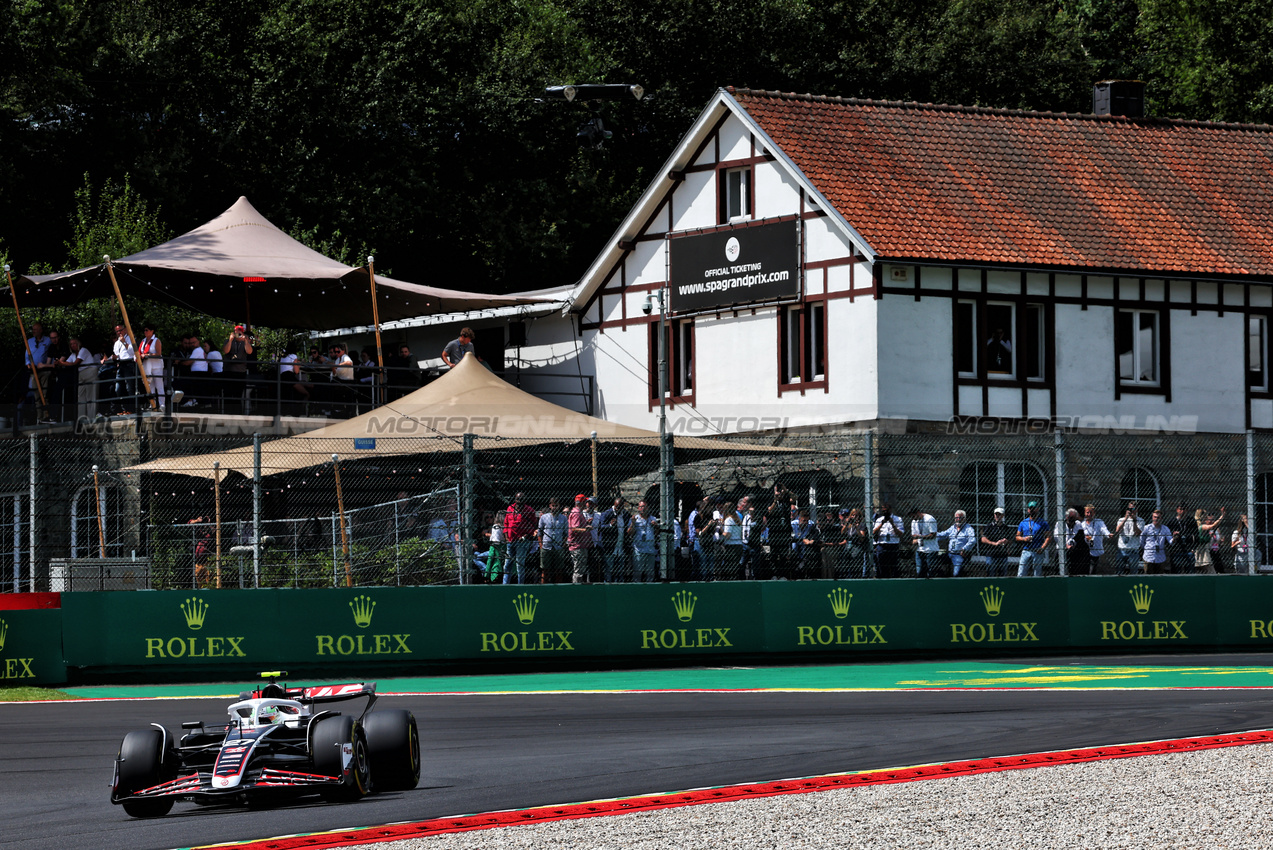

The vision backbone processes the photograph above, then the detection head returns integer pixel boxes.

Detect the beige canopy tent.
[124,354,794,480]
[9,197,550,329]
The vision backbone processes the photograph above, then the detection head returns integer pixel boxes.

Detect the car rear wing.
[243,672,378,711]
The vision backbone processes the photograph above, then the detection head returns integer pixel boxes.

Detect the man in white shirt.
[1141,510,1173,574]
[110,325,136,414]
[64,337,97,418]
[910,507,939,578]
[1081,504,1112,575]
[1114,502,1144,575]
[178,335,207,407]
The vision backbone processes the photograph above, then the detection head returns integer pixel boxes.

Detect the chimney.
[1093,80,1145,118]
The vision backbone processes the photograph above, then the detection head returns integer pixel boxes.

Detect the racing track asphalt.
[7,655,1273,850]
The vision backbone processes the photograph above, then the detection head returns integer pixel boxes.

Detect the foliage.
[2,0,1271,307]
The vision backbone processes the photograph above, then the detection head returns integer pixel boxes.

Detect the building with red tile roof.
[571,86,1273,436]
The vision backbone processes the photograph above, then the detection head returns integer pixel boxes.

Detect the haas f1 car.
[110,673,420,818]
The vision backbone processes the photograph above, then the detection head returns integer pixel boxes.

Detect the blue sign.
[354,438,376,450]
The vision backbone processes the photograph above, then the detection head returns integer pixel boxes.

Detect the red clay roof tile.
[733,89,1273,276]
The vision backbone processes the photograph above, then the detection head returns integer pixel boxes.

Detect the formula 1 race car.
[110,672,420,818]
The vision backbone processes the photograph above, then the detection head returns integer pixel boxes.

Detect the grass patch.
[0,686,79,701]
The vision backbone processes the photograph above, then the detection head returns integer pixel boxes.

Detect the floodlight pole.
[367,256,385,406]
[5,264,49,413]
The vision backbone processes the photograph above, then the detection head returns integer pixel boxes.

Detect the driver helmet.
[258,704,281,725]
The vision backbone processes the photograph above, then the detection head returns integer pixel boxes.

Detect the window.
[780,303,826,387]
[955,300,1046,381]
[649,318,694,403]
[70,483,127,559]
[0,493,26,592]
[958,461,1048,528]
[1116,309,1160,386]
[1119,467,1161,515]
[1250,315,1268,392]
[719,167,750,222]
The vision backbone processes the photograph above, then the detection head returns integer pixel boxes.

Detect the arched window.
[1119,467,1161,514]
[959,461,1047,527]
[0,492,27,592]
[1254,473,1273,571]
[70,482,127,559]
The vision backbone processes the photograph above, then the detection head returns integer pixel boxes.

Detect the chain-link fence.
[3,428,1271,591]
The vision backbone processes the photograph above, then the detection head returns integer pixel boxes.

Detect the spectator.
[985,327,1012,374]
[441,327,478,368]
[503,492,537,584]
[1194,508,1225,575]
[138,323,164,406]
[1141,509,1173,574]
[64,336,98,419]
[842,508,871,578]
[910,507,939,578]
[278,348,310,405]
[1081,504,1111,575]
[1231,514,1255,573]
[937,510,977,577]
[357,349,377,384]
[536,498,568,583]
[631,500,660,582]
[597,496,630,583]
[1166,504,1197,573]
[1063,508,1091,575]
[222,324,253,377]
[486,514,506,583]
[980,507,1011,577]
[688,497,716,581]
[567,494,594,584]
[1114,502,1144,575]
[746,511,770,579]
[791,508,821,579]
[767,485,795,579]
[1016,501,1051,577]
[385,343,420,400]
[177,335,207,407]
[109,324,137,415]
[718,499,745,580]
[17,321,52,419]
[872,501,904,579]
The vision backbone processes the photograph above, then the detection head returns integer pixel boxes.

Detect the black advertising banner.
[668,219,800,312]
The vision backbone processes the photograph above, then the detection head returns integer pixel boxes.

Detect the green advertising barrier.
[52,578,1273,684]
[0,609,65,686]
[762,578,1070,654]
[1068,576,1218,648]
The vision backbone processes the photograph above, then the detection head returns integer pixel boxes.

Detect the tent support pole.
[368,258,385,406]
[104,257,156,410]
[332,453,353,587]
[5,264,49,412]
[92,465,106,558]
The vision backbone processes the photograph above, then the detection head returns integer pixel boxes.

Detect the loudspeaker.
[507,321,527,347]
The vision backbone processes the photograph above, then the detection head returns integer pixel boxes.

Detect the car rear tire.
[312,715,370,802]
[363,709,421,792]
[116,729,175,818]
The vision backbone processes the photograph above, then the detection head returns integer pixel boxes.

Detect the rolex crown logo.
[513,593,538,625]
[350,594,376,628]
[1129,583,1154,615]
[181,597,209,631]
[672,590,697,622]
[827,588,853,619]
[980,585,1005,617]
[0,618,7,652]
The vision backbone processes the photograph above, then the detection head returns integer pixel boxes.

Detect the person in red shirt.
[503,492,537,584]
[568,494,595,583]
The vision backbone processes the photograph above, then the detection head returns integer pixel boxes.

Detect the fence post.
[1055,428,1067,577]
[660,432,675,581]
[331,511,339,587]
[253,432,262,587]
[460,434,475,584]
[1248,429,1257,575]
